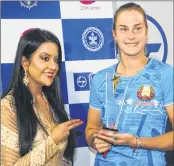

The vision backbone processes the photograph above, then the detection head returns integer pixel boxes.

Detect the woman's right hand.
[51,119,83,144]
[93,134,111,153]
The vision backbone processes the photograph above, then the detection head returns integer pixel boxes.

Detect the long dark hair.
[1,28,75,163]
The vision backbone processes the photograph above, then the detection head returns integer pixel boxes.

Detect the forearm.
[85,128,99,150]
[139,131,174,151]
[85,107,103,150]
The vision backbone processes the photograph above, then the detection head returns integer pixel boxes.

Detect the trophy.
[102,72,120,158]
[103,72,120,131]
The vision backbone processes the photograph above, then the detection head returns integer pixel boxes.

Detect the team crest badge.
[137,85,155,101]
[20,0,37,10]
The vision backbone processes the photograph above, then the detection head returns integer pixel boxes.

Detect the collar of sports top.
[116,58,150,77]
[112,58,150,92]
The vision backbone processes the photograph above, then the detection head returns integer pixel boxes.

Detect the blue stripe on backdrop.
[1,62,69,104]
[1,63,14,92]
[1,1,61,19]
[69,103,89,148]
[0,67,3,96]
[60,62,69,104]
[62,18,115,61]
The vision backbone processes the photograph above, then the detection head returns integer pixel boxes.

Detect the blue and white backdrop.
[1,1,173,166]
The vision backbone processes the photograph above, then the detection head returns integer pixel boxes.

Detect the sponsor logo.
[77,76,87,88]
[137,85,155,101]
[136,99,162,108]
[20,0,37,10]
[82,27,104,52]
[74,72,94,91]
[80,1,100,11]
[136,101,155,107]
[80,1,95,5]
[124,98,163,115]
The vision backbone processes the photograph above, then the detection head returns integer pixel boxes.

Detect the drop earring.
[23,69,29,86]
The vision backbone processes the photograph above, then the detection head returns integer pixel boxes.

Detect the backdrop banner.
[1,1,173,166]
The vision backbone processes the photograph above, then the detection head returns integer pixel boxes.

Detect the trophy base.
[103,127,119,132]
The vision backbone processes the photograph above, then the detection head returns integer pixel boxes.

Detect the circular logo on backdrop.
[137,85,155,101]
[146,15,168,62]
[82,27,104,52]
[77,76,87,88]
[20,0,37,10]
[80,1,95,5]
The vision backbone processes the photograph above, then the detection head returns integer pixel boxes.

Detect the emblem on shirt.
[82,27,104,52]
[20,0,37,10]
[137,85,155,101]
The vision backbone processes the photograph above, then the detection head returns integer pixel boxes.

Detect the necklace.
[34,93,53,123]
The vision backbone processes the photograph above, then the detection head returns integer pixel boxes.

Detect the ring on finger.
[113,136,117,140]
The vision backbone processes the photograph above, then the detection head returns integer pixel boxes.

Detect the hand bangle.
[133,136,141,152]
[136,136,141,149]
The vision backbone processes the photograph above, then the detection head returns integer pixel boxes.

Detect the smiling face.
[113,10,148,57]
[23,42,59,88]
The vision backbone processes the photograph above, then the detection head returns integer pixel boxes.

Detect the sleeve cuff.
[89,105,101,111]
[47,136,67,155]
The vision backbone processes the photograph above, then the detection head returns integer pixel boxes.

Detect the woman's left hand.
[95,129,136,148]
